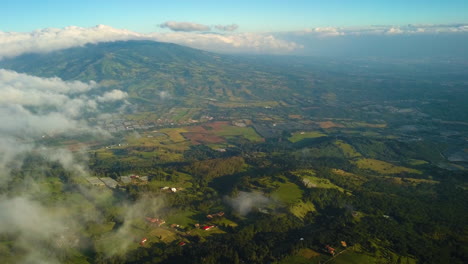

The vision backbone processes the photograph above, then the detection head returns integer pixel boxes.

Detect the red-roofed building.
[145,217,165,226]
[325,245,335,255]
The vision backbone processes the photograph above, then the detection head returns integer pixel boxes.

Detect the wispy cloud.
[225,191,273,216]
[155,31,301,54]
[160,21,211,32]
[215,24,239,32]
[297,23,468,37]
[159,21,239,32]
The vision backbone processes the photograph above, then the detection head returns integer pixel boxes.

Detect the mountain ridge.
[0,40,313,102]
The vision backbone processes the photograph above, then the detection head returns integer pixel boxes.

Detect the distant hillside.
[0,40,314,102]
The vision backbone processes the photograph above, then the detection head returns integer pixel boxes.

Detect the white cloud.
[0,69,97,107]
[0,23,467,59]
[0,25,301,59]
[0,69,126,116]
[160,21,211,32]
[387,27,404,35]
[159,90,171,100]
[0,69,128,181]
[0,25,148,59]
[302,27,344,37]
[0,104,86,137]
[0,69,96,93]
[0,69,103,137]
[96,89,128,102]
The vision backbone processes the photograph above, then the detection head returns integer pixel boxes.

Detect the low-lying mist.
[225,191,274,216]
[0,69,162,263]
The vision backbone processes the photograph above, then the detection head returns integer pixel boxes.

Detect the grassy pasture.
[355,159,422,175]
[211,101,279,108]
[317,121,344,129]
[407,159,429,166]
[333,245,417,264]
[278,248,322,264]
[289,131,327,143]
[160,128,188,143]
[291,169,345,192]
[210,217,238,227]
[330,169,368,187]
[183,132,225,144]
[165,210,197,227]
[343,122,387,128]
[332,250,380,264]
[334,140,362,158]
[125,112,159,121]
[271,181,303,204]
[298,248,320,259]
[189,226,226,239]
[183,121,263,143]
[289,201,316,219]
[148,228,178,243]
[378,176,439,186]
[213,123,263,142]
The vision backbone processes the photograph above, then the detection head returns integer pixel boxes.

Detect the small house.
[202,225,215,231]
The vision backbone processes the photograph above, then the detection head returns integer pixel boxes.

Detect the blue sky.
[2,0,467,32]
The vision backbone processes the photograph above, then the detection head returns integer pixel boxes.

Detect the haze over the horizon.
[1,1,468,57]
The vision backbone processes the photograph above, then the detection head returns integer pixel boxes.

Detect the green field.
[148,228,178,243]
[271,180,303,204]
[344,122,387,128]
[332,250,380,264]
[291,169,345,192]
[330,169,368,188]
[215,125,263,142]
[147,171,193,189]
[189,226,226,240]
[160,128,189,143]
[355,159,422,175]
[212,100,279,108]
[289,201,316,219]
[334,140,362,158]
[289,131,327,143]
[407,159,429,166]
[277,255,322,264]
[332,245,417,264]
[210,217,238,227]
[277,248,324,264]
[165,210,197,227]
